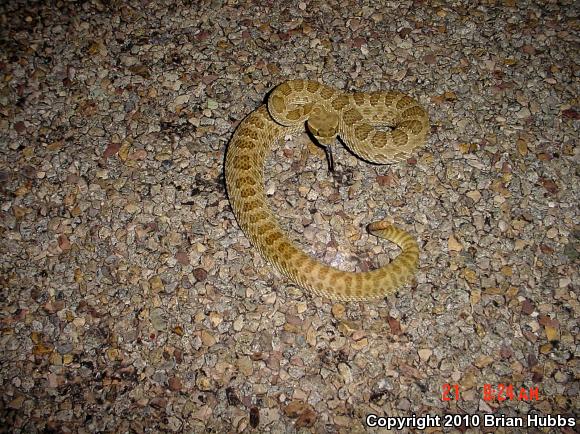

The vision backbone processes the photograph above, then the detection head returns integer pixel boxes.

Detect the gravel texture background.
[0,1,578,433]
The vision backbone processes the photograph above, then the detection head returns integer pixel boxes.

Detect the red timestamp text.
[441,384,540,402]
[483,383,540,402]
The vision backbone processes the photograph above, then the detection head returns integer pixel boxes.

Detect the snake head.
[307,106,339,145]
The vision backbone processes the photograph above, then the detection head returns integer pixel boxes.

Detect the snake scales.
[225,80,429,301]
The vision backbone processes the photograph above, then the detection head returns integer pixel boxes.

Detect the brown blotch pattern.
[306,81,320,92]
[287,109,303,121]
[399,119,425,135]
[240,187,254,198]
[343,108,364,124]
[291,81,304,91]
[235,138,255,150]
[320,86,336,100]
[391,129,408,147]
[238,176,256,186]
[278,83,292,95]
[355,123,373,140]
[383,93,399,105]
[234,155,252,171]
[331,95,350,111]
[318,267,329,280]
[344,275,352,288]
[352,93,366,105]
[270,95,285,112]
[371,131,388,148]
[396,95,415,109]
[369,93,382,105]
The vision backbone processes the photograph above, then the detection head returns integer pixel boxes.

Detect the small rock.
[168,376,182,391]
[516,107,531,118]
[150,308,167,331]
[448,235,463,252]
[193,268,208,282]
[200,330,216,346]
[209,312,223,327]
[196,374,212,391]
[331,303,345,318]
[418,349,432,362]
[474,355,494,368]
[149,275,164,292]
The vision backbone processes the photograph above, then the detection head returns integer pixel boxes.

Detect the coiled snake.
[225,80,429,301]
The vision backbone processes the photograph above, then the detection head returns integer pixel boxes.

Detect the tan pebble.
[474,355,494,368]
[200,330,217,346]
[155,152,171,162]
[106,348,119,361]
[237,356,253,376]
[149,275,164,292]
[444,91,457,101]
[337,363,352,383]
[166,231,182,246]
[351,338,368,350]
[50,352,63,365]
[462,389,476,401]
[296,302,307,314]
[261,292,277,304]
[501,266,513,276]
[466,190,481,202]
[517,138,528,156]
[470,289,481,306]
[334,415,352,427]
[418,349,432,361]
[129,149,148,160]
[209,312,223,327]
[233,316,244,332]
[337,320,357,336]
[196,374,212,391]
[432,305,446,315]
[331,303,345,318]
[448,235,463,252]
[458,143,475,154]
[306,327,317,346]
[505,287,519,299]
[330,336,347,351]
[125,202,140,213]
[545,325,560,342]
[173,94,189,106]
[463,268,478,284]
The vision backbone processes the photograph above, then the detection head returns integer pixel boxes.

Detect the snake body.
[225,80,429,301]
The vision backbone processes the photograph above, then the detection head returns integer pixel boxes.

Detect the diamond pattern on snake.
[225,80,429,301]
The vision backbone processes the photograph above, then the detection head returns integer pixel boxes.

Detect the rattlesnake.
[225,80,429,301]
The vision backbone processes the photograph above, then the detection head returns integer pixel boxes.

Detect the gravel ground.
[0,1,578,433]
